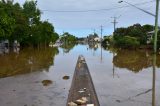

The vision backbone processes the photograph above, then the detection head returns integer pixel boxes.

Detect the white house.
[94,37,101,42]
[147,31,154,44]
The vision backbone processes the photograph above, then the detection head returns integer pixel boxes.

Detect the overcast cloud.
[14,0,157,37]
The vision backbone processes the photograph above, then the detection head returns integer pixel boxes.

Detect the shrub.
[115,36,140,48]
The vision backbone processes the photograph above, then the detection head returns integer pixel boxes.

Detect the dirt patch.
[41,80,53,86]
[63,76,70,80]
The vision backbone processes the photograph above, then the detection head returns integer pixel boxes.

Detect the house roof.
[147,31,155,34]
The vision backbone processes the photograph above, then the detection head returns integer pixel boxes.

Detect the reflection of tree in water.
[156,54,160,67]
[60,43,77,53]
[103,45,118,54]
[88,42,99,51]
[0,47,59,78]
[113,50,152,73]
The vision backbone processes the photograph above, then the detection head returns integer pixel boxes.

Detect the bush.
[115,36,140,48]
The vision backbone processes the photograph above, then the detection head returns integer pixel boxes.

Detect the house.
[88,33,98,42]
[13,40,20,47]
[0,40,9,48]
[147,31,154,44]
[94,37,101,42]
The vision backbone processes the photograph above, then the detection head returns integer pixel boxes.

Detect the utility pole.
[93,29,95,34]
[111,17,118,35]
[152,1,159,104]
[154,0,159,53]
[100,26,103,42]
[111,17,118,78]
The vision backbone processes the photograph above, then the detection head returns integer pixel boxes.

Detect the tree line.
[61,32,77,44]
[0,0,59,48]
[103,24,160,49]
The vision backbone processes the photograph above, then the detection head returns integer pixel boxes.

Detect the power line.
[41,0,155,13]
[121,1,155,17]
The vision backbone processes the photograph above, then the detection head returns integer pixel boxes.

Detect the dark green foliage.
[0,0,59,47]
[23,0,41,25]
[113,24,156,48]
[142,24,154,32]
[61,32,77,43]
[114,36,140,49]
[102,36,113,45]
[0,1,16,40]
[60,32,77,53]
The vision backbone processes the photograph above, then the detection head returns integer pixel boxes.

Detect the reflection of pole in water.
[93,47,95,56]
[100,26,103,62]
[101,44,103,62]
[63,48,64,55]
[113,53,115,78]
[152,54,156,106]
[101,44,102,62]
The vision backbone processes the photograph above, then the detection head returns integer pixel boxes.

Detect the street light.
[118,0,159,53]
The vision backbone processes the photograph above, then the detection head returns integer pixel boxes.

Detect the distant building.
[94,37,101,42]
[13,40,20,47]
[0,40,9,48]
[147,31,154,44]
[88,33,100,42]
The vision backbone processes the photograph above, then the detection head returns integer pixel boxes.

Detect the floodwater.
[0,44,160,106]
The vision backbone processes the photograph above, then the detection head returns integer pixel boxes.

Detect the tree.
[142,24,154,32]
[114,36,140,49]
[113,24,154,48]
[0,0,58,48]
[0,1,15,40]
[23,0,41,25]
[61,32,77,43]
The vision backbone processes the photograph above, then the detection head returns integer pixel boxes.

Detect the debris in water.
[63,76,70,80]
[78,90,85,93]
[116,100,121,103]
[78,88,87,93]
[75,99,86,105]
[88,94,91,96]
[83,88,87,91]
[41,80,53,86]
[75,97,88,105]
[87,104,94,106]
[68,102,77,106]
[81,97,88,102]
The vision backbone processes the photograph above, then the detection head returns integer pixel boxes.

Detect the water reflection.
[0,47,59,78]
[0,47,10,54]
[88,42,99,51]
[60,43,77,53]
[0,44,159,106]
[152,54,156,106]
[112,49,153,72]
[102,46,158,106]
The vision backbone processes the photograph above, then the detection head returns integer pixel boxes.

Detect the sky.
[14,0,157,37]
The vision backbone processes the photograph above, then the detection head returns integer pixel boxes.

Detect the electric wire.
[41,0,155,13]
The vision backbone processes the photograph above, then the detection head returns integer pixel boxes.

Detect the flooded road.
[0,44,160,106]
